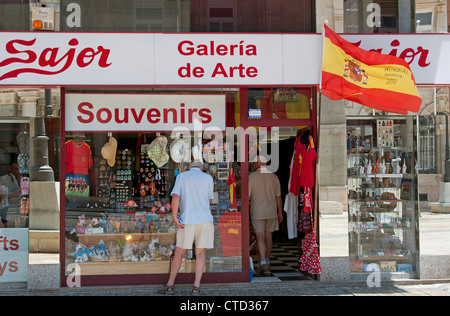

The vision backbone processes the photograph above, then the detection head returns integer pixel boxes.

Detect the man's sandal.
[191,286,201,296]
[158,284,175,295]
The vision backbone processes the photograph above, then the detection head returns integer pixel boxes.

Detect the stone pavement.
[1,280,450,296]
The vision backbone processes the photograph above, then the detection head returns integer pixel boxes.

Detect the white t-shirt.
[171,168,214,225]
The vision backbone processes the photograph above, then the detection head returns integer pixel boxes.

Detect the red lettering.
[97,108,112,124]
[212,63,258,78]
[163,108,177,124]
[177,40,257,56]
[416,46,431,67]
[399,48,417,65]
[76,46,112,68]
[188,108,198,123]
[77,102,94,124]
[0,261,19,276]
[199,108,212,124]
[0,39,37,67]
[96,46,112,68]
[352,39,431,68]
[0,236,19,251]
[8,262,18,273]
[388,39,400,57]
[131,108,146,124]
[0,262,7,276]
[178,63,204,78]
[9,239,19,251]
[247,66,258,78]
[38,48,60,67]
[114,108,128,124]
[178,40,195,55]
[212,63,228,78]
[180,103,185,124]
[75,103,217,127]
[0,38,112,82]
[0,236,9,250]
[217,45,228,56]
[147,108,161,124]
[77,47,98,67]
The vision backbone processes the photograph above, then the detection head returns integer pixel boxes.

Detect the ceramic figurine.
[76,215,86,234]
[73,244,89,263]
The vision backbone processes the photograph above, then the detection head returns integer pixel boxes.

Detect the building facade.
[0,0,449,288]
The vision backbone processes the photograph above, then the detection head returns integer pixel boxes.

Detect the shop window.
[247,88,311,120]
[0,119,30,229]
[347,117,419,274]
[210,7,233,18]
[344,0,414,33]
[191,0,314,33]
[0,1,30,31]
[417,116,436,174]
[416,12,433,33]
[207,4,235,32]
[60,0,190,32]
[135,3,164,32]
[64,131,243,277]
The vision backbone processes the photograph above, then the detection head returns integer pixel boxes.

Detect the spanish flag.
[320,24,422,115]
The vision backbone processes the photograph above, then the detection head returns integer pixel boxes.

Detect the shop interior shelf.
[78,232,176,245]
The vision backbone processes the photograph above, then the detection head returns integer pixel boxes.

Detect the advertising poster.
[0,228,29,283]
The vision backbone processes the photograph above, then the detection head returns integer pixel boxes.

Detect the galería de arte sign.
[177,40,259,79]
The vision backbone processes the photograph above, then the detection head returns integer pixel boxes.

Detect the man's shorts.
[176,221,214,250]
[251,218,279,233]
[0,207,8,224]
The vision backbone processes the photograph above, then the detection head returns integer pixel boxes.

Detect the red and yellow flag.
[320,24,422,115]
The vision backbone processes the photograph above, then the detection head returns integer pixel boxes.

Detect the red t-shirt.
[65,140,93,175]
[289,135,317,195]
[289,137,303,195]
[299,136,317,188]
[218,211,242,257]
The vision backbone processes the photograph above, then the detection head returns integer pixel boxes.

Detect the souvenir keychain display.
[19,177,29,215]
[377,120,394,147]
[139,149,158,209]
[115,148,134,211]
[154,168,169,197]
[98,159,110,195]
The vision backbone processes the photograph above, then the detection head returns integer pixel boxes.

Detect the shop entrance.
[239,87,319,282]
[249,127,318,282]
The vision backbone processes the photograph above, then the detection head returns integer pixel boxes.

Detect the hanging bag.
[297,208,312,233]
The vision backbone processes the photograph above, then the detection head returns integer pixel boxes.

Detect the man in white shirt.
[159,161,214,295]
[0,163,21,228]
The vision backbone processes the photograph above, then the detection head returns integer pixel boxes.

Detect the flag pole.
[314,23,326,236]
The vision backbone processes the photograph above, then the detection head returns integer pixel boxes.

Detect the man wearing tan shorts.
[249,156,283,274]
[159,161,214,295]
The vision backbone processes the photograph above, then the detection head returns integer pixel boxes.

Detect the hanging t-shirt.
[299,136,317,188]
[288,136,303,196]
[283,192,298,239]
[65,140,93,175]
[218,211,242,257]
[289,133,317,195]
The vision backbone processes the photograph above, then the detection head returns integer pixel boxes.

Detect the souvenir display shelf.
[346,117,419,274]
[64,132,243,276]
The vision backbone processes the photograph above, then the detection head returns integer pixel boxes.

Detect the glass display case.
[64,131,243,277]
[347,117,419,274]
[0,118,30,229]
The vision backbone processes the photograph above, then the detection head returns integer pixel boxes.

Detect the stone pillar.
[28,117,59,234]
